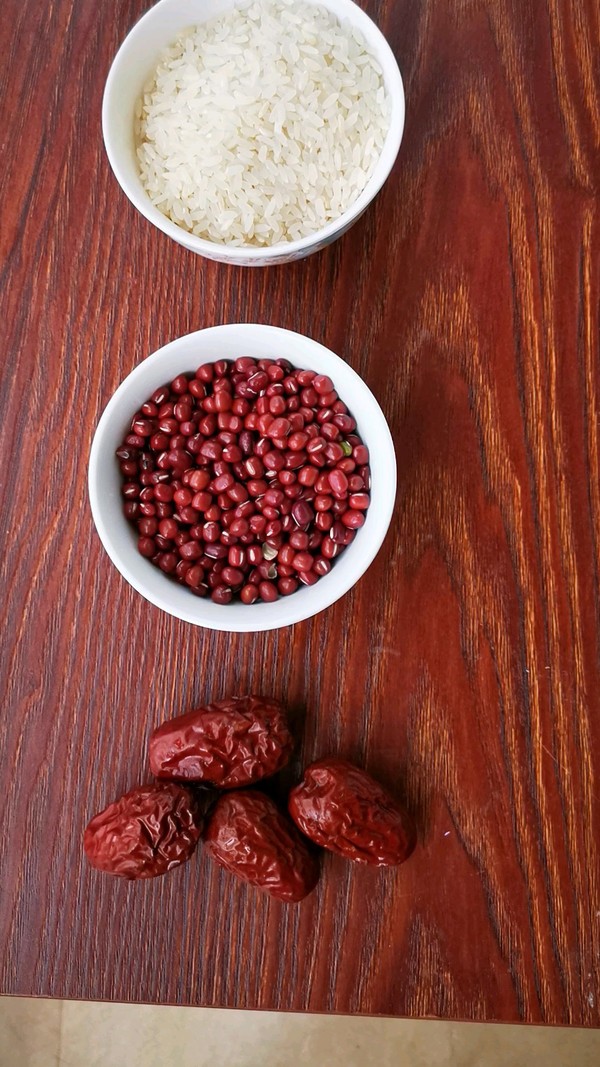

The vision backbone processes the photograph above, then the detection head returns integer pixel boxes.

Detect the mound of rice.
[136,0,390,247]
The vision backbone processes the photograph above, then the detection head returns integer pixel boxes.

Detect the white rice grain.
[136,0,390,247]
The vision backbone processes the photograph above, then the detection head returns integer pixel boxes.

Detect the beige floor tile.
[0,996,61,1067]
[59,1001,600,1067]
[2,997,600,1067]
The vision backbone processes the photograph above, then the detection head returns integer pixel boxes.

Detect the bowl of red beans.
[88,324,396,631]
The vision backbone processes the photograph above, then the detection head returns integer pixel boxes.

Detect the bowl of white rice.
[102,0,404,265]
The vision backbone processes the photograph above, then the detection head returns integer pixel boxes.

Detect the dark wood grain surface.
[1,0,599,1024]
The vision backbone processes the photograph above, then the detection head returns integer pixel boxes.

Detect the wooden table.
[1,0,598,1026]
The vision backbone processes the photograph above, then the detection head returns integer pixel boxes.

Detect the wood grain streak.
[1,0,599,1023]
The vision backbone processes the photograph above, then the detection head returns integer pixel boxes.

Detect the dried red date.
[149,695,293,788]
[288,758,416,866]
[83,783,206,879]
[203,791,319,902]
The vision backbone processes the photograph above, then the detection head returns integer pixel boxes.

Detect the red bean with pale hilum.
[116,357,370,603]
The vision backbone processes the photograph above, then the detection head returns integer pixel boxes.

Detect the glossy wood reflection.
[1,0,599,1026]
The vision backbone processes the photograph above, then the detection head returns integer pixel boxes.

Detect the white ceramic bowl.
[88,324,396,630]
[102,0,405,266]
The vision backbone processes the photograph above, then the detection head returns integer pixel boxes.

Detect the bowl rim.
[88,324,397,631]
[101,0,405,262]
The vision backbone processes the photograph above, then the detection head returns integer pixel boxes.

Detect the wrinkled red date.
[288,758,416,867]
[83,783,206,879]
[203,791,319,902]
[149,695,293,788]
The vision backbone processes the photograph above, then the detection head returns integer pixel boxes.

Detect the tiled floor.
[1,998,599,1066]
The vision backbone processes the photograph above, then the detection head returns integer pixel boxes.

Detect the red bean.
[334,414,356,432]
[150,432,170,451]
[329,522,345,543]
[325,443,344,463]
[204,543,228,560]
[298,466,318,487]
[328,470,348,497]
[154,483,174,503]
[240,584,258,604]
[292,552,313,572]
[199,414,217,436]
[258,581,278,602]
[132,419,154,437]
[173,488,192,508]
[202,522,220,543]
[288,431,308,451]
[267,417,291,439]
[262,488,283,509]
[249,514,267,535]
[321,537,341,561]
[138,536,156,557]
[301,387,318,407]
[222,566,244,587]
[265,520,282,539]
[296,369,315,386]
[298,570,319,586]
[118,360,370,604]
[254,438,270,458]
[292,501,314,527]
[228,482,249,504]
[185,565,205,588]
[159,518,178,539]
[211,585,232,604]
[244,456,264,478]
[315,511,333,531]
[180,540,203,560]
[171,374,189,394]
[332,499,349,517]
[199,440,222,462]
[349,493,369,510]
[313,374,334,395]
[289,530,309,550]
[228,546,246,568]
[269,395,286,415]
[306,436,326,455]
[212,473,234,492]
[222,445,243,463]
[342,509,365,529]
[278,577,299,595]
[314,557,331,577]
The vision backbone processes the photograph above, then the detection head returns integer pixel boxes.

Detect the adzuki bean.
[116,359,371,603]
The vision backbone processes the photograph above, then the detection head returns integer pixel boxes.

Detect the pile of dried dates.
[84,695,416,902]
